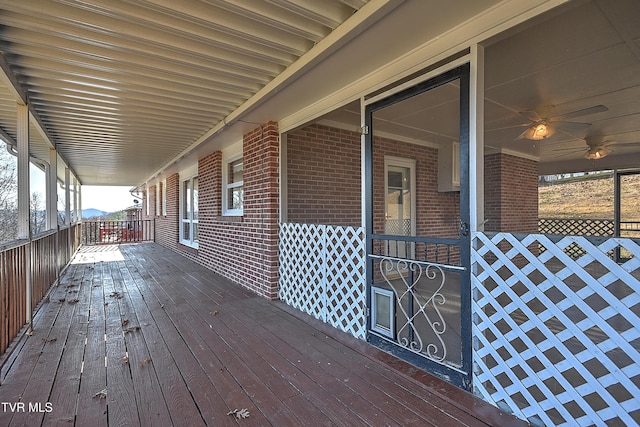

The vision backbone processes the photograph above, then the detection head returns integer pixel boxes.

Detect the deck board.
[0,243,526,426]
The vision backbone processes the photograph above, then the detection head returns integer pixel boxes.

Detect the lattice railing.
[538,218,615,237]
[279,223,366,339]
[472,232,640,426]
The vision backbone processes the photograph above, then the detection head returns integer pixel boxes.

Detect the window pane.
[182,180,190,219]
[193,222,198,242]
[182,221,190,240]
[229,187,243,210]
[375,292,392,330]
[229,159,243,184]
[193,177,198,220]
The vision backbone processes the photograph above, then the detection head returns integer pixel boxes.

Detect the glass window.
[180,176,198,247]
[161,179,167,216]
[224,158,243,215]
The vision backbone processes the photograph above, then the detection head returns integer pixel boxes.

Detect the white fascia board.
[279,0,570,134]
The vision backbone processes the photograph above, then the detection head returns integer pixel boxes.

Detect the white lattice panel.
[472,232,640,426]
[279,223,325,320]
[279,223,366,339]
[325,226,366,339]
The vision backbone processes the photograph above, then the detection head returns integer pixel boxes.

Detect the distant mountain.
[82,208,109,219]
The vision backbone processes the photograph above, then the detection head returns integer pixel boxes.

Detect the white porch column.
[47,148,57,229]
[64,168,70,226]
[17,103,33,330]
[17,104,30,240]
[72,176,77,223]
[470,44,485,232]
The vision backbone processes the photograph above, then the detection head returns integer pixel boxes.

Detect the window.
[155,183,161,216]
[180,176,198,247]
[223,143,243,216]
[161,179,167,216]
[146,187,150,216]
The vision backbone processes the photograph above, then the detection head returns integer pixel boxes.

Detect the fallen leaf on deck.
[93,389,107,399]
[139,357,152,365]
[227,408,250,420]
[210,310,219,315]
[58,298,66,303]
[68,299,80,304]
[124,326,141,333]
[122,356,129,364]
[121,319,129,327]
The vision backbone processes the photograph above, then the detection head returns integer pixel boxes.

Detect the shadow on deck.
[0,243,524,426]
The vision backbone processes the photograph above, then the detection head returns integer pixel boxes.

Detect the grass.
[538,173,640,221]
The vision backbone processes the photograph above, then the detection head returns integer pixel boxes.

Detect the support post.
[47,148,57,230]
[65,168,71,260]
[17,103,33,331]
[469,43,485,232]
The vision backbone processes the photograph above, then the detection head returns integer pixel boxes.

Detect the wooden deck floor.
[0,243,525,426]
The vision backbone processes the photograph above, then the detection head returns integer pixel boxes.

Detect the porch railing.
[81,220,154,245]
[0,224,81,357]
[539,218,640,238]
[472,231,640,426]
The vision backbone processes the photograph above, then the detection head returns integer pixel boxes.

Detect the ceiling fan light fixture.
[525,122,554,140]
[584,146,607,160]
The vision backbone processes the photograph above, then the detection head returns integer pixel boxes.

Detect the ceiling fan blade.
[486,123,530,132]
[519,110,541,121]
[609,141,640,147]
[554,149,586,159]
[550,120,592,130]
[551,104,608,120]
[550,146,585,153]
[516,128,533,140]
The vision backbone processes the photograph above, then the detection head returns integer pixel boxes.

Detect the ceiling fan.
[552,136,640,160]
[513,104,608,140]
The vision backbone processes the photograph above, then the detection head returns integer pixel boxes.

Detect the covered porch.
[0,243,521,426]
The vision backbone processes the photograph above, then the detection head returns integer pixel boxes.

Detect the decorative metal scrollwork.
[379,257,448,363]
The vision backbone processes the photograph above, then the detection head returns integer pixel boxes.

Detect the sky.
[81,186,141,212]
[28,165,138,213]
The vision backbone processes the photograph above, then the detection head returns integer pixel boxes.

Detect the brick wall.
[286,123,460,238]
[484,152,539,233]
[153,122,280,299]
[286,124,361,226]
[373,137,460,238]
[155,174,180,249]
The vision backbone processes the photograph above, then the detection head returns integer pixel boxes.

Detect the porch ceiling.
[0,0,372,185]
[321,0,640,175]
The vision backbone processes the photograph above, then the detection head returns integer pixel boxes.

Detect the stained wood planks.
[0,243,526,427]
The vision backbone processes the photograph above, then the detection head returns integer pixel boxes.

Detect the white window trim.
[146,187,150,216]
[222,142,243,216]
[179,174,198,249]
[161,179,167,216]
[155,183,161,216]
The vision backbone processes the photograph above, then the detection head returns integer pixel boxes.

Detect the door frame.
[364,63,472,390]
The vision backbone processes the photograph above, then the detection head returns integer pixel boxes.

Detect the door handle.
[459,220,469,237]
